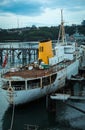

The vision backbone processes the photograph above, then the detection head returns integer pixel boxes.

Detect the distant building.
[81,20,85,26]
[72,24,76,27]
[73,29,85,41]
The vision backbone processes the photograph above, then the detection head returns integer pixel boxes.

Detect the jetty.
[0,47,38,65]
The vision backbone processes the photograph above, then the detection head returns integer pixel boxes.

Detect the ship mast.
[57,9,66,45]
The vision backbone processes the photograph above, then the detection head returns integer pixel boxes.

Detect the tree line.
[0,25,85,42]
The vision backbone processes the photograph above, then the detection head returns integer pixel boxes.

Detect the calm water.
[0,42,85,130]
[0,88,85,130]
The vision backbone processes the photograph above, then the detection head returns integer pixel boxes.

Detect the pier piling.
[0,47,38,66]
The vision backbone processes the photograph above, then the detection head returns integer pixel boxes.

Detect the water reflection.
[2,97,85,130]
[2,98,49,130]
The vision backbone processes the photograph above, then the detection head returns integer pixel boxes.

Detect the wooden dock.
[0,47,38,66]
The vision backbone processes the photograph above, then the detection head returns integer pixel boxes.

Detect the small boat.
[1,10,83,105]
[50,93,70,100]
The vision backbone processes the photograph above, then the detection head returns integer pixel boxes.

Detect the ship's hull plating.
[2,60,79,105]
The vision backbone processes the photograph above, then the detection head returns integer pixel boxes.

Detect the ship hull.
[1,60,79,105]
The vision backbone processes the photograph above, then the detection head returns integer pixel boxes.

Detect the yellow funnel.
[38,40,53,64]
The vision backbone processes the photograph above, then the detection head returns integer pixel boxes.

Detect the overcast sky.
[0,0,85,29]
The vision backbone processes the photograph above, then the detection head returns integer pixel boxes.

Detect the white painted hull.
[66,60,79,79]
[1,60,80,105]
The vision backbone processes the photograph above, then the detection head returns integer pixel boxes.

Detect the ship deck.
[3,60,73,79]
[3,65,56,79]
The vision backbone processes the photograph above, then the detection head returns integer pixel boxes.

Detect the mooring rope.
[9,102,15,130]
